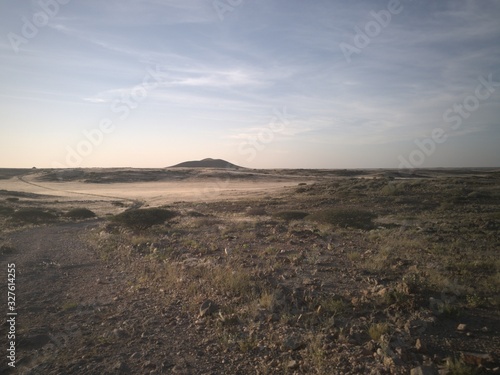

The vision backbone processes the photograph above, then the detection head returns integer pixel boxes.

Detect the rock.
[113,361,129,373]
[410,366,438,375]
[112,328,129,339]
[415,338,427,353]
[199,300,218,317]
[283,335,304,351]
[457,323,467,331]
[383,356,395,367]
[377,287,389,298]
[287,360,299,369]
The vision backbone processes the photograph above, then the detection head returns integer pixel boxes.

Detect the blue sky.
[1,0,499,168]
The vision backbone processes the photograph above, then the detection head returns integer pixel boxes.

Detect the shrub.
[65,208,96,219]
[380,183,404,196]
[11,208,58,223]
[0,245,15,255]
[112,208,177,230]
[0,205,14,217]
[247,207,267,216]
[368,323,389,341]
[273,211,309,221]
[445,358,479,375]
[308,208,376,230]
[186,210,207,217]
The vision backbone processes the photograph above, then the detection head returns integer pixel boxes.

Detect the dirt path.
[16,175,144,209]
[0,222,228,375]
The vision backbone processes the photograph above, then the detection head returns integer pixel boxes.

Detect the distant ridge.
[168,158,244,169]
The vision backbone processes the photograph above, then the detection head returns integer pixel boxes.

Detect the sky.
[0,0,499,169]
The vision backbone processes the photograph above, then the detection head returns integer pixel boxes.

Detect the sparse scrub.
[11,208,58,224]
[346,251,362,262]
[68,170,500,372]
[62,301,79,311]
[190,216,222,228]
[0,205,14,216]
[246,207,267,216]
[273,210,309,221]
[65,208,96,219]
[214,267,254,297]
[438,301,462,318]
[381,182,404,196]
[112,208,178,230]
[0,245,15,255]
[307,208,376,229]
[186,210,207,217]
[368,322,389,341]
[445,357,479,375]
[318,296,345,316]
[258,290,276,310]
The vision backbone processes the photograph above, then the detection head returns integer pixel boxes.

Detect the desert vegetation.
[1,168,499,374]
[85,170,500,374]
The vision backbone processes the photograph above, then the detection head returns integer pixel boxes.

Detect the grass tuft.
[368,322,389,341]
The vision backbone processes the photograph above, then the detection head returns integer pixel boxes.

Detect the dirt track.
[0,221,231,374]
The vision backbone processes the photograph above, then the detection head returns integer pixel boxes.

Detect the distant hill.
[168,158,244,169]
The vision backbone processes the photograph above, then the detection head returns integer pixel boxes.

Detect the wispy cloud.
[1,0,499,168]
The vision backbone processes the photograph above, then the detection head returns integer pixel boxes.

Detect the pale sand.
[0,173,307,206]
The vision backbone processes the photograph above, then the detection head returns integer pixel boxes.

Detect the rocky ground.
[0,168,499,374]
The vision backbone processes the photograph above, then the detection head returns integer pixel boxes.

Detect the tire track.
[16,175,143,210]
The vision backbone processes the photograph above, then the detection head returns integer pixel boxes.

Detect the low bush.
[112,208,178,230]
[308,208,376,229]
[273,211,309,221]
[368,322,389,341]
[247,207,267,216]
[11,208,58,224]
[380,183,404,196]
[0,205,14,216]
[65,208,96,219]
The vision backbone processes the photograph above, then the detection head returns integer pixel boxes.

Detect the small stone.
[113,361,129,372]
[457,323,467,331]
[383,356,395,367]
[112,328,129,339]
[283,335,304,351]
[415,338,427,353]
[377,287,389,297]
[287,360,299,369]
